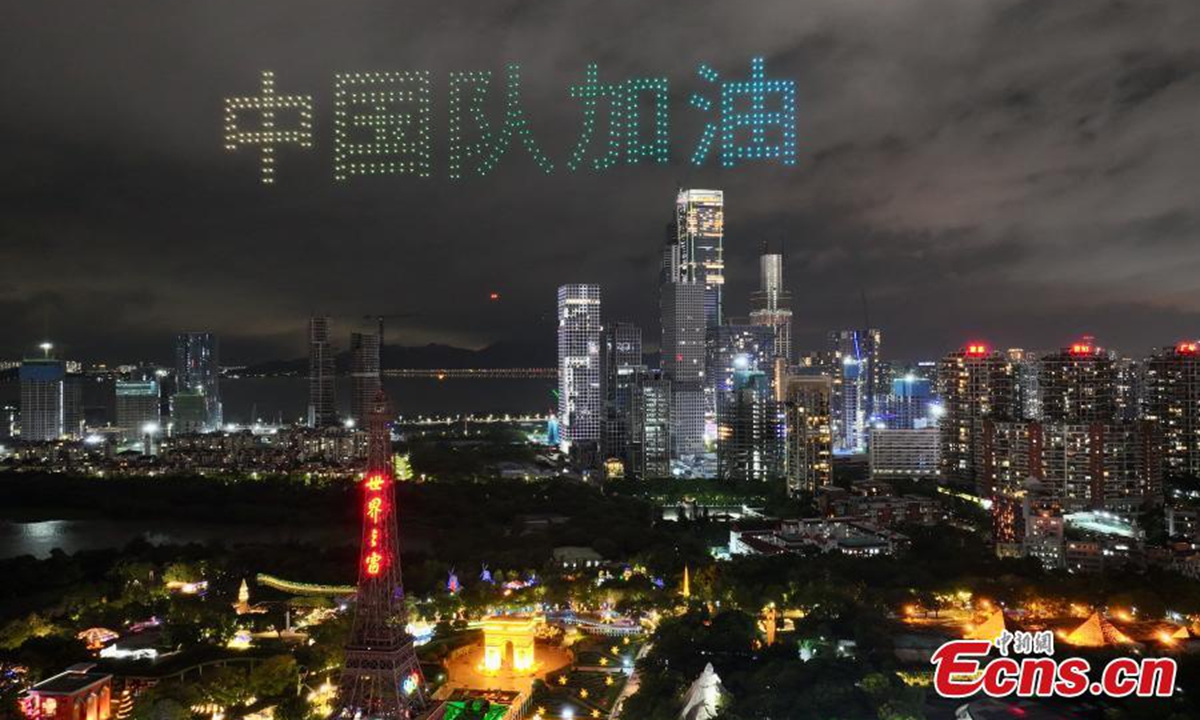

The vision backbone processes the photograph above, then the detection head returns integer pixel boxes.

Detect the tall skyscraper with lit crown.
[749,244,792,362]
[666,189,725,328]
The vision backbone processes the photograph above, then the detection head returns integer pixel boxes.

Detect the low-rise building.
[730,517,909,558]
[20,665,111,720]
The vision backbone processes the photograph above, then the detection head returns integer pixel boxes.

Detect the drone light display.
[224,58,798,183]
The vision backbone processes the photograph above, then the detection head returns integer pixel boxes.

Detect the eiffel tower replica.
[331,390,427,719]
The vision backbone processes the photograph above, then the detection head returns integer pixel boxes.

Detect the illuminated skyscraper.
[115,380,160,443]
[1007,348,1042,420]
[1039,339,1116,424]
[308,316,337,428]
[983,419,1162,513]
[666,189,725,328]
[937,342,1016,492]
[174,332,221,431]
[709,324,776,399]
[717,368,782,482]
[350,331,381,428]
[1144,341,1200,478]
[557,284,602,447]
[783,374,833,495]
[19,358,65,442]
[600,322,644,467]
[749,244,792,362]
[661,282,706,458]
[876,376,938,430]
[629,370,671,479]
[828,329,882,453]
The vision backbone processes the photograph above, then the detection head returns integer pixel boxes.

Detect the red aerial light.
[965,342,989,357]
[1069,343,1093,356]
[1177,341,1198,355]
[489,292,500,301]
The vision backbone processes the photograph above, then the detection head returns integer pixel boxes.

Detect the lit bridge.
[382,368,555,379]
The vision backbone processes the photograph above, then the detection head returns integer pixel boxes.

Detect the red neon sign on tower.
[362,472,389,576]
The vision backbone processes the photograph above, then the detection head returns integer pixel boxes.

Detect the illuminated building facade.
[1024,482,1066,570]
[174,332,221,431]
[717,369,782,481]
[629,370,671,478]
[1039,340,1116,424]
[1143,341,1200,478]
[709,324,776,403]
[661,281,706,458]
[875,376,938,430]
[19,358,65,442]
[828,329,882,454]
[983,419,1163,512]
[349,331,381,428]
[1007,348,1042,420]
[937,342,1015,492]
[748,245,792,362]
[666,189,725,328]
[481,615,540,674]
[114,380,160,443]
[308,316,337,428]
[868,427,939,479]
[20,668,111,720]
[556,284,602,448]
[783,374,833,495]
[600,321,643,465]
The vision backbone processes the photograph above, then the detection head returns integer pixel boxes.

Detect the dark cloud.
[1,0,1199,364]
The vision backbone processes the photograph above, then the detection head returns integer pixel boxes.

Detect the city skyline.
[5,4,1200,719]
[4,0,1200,364]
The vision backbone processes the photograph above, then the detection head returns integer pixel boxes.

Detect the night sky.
[2,0,1199,364]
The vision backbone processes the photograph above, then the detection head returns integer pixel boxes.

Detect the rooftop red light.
[1177,341,1199,355]
[964,342,990,357]
[1069,343,1093,356]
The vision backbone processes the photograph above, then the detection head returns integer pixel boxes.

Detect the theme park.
[2,389,1199,720]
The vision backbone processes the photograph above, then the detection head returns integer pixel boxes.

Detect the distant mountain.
[238,341,554,376]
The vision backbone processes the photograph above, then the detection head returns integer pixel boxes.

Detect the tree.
[249,655,300,699]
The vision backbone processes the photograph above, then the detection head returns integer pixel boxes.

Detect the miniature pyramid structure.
[1063,611,1134,647]
[964,609,1006,641]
